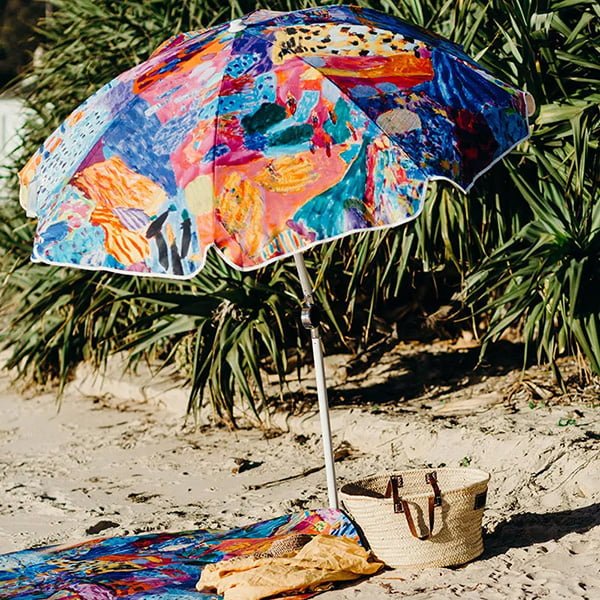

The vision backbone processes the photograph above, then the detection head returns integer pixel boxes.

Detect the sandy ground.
[0,342,599,599]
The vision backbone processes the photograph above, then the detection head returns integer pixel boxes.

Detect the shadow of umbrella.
[483,502,600,559]
[327,339,528,408]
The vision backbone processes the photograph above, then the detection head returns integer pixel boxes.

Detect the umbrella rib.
[212,35,238,260]
[293,55,405,150]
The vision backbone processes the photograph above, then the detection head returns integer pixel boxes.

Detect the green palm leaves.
[465,0,600,379]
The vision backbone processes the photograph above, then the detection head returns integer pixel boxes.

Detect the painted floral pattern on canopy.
[19,5,531,278]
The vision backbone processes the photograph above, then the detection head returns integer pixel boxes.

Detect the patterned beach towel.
[0,509,359,599]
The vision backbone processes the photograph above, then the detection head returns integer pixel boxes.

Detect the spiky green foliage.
[116,259,300,424]
[0,0,598,424]
[466,0,600,378]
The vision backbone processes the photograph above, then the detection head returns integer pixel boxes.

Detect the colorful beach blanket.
[0,509,358,599]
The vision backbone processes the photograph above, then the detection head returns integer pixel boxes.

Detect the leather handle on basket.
[385,472,442,540]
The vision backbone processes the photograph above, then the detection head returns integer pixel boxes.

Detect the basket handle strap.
[385,473,442,540]
[385,475,403,513]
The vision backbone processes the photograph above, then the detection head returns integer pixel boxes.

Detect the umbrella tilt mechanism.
[293,252,339,509]
[300,298,321,332]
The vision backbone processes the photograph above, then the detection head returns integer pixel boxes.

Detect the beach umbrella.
[18,5,534,509]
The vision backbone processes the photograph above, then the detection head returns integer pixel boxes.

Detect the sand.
[0,343,599,599]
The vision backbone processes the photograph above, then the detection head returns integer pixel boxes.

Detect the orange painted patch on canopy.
[215,142,359,243]
[90,206,150,266]
[318,53,433,85]
[73,156,167,214]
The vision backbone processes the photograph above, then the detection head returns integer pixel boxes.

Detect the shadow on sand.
[483,503,600,558]
[327,340,528,407]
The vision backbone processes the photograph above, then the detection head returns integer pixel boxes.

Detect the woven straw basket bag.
[340,468,490,569]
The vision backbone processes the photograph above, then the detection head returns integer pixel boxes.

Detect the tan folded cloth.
[196,534,384,600]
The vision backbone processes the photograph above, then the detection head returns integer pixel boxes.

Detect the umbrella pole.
[293,251,339,509]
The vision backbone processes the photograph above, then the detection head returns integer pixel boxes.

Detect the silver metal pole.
[293,251,339,509]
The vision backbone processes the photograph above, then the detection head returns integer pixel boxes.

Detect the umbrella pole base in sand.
[293,251,339,510]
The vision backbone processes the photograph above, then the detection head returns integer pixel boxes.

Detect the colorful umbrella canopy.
[19,5,532,279]
[18,5,533,509]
